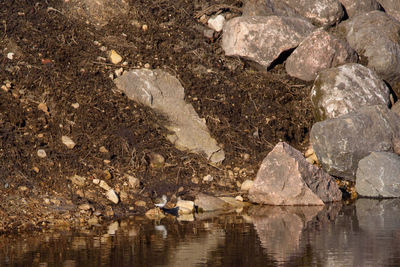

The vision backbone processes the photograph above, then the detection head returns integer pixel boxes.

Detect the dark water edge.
[1,199,400,267]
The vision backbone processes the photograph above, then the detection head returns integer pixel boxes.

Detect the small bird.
[153,195,167,209]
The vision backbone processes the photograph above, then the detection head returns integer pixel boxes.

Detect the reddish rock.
[286,28,357,81]
[338,0,380,18]
[248,142,341,205]
[222,16,314,69]
[378,0,400,23]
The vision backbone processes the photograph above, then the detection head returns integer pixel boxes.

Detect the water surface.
[2,199,400,266]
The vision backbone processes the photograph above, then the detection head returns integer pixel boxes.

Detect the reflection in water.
[1,200,400,266]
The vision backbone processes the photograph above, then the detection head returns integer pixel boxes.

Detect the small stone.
[44,198,50,204]
[1,85,8,92]
[106,189,119,204]
[144,63,151,69]
[115,67,123,77]
[38,102,49,114]
[99,180,111,191]
[109,50,122,64]
[62,136,76,149]
[7,52,14,60]
[241,179,254,191]
[241,153,250,161]
[79,203,92,210]
[176,198,195,214]
[88,217,99,225]
[203,174,214,182]
[37,133,44,138]
[105,206,114,217]
[126,175,140,189]
[145,208,166,219]
[208,14,225,32]
[142,24,148,31]
[71,103,79,109]
[235,195,244,202]
[148,152,165,168]
[37,149,47,158]
[204,29,215,39]
[304,146,314,158]
[93,178,100,185]
[191,177,199,184]
[18,186,28,192]
[135,200,147,207]
[99,146,108,153]
[103,159,111,164]
[178,186,184,192]
[70,175,86,187]
[227,170,234,180]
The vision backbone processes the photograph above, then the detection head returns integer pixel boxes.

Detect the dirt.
[0,0,314,234]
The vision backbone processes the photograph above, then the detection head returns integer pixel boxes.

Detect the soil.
[0,0,314,233]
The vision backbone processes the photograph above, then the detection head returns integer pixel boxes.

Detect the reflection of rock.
[248,205,323,263]
[357,199,400,233]
[167,230,225,266]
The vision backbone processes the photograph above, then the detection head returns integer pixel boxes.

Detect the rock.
[106,189,119,204]
[105,206,114,217]
[18,186,28,192]
[311,63,390,121]
[176,198,195,214]
[286,28,357,81]
[148,152,165,168]
[99,180,111,191]
[219,197,245,208]
[109,49,122,64]
[341,11,400,86]
[240,179,254,191]
[114,69,225,163]
[194,193,231,211]
[37,149,47,158]
[126,174,140,189]
[207,14,225,32]
[71,102,80,109]
[107,221,119,235]
[202,174,213,182]
[92,178,100,184]
[63,0,129,27]
[145,208,166,219]
[392,101,400,117]
[280,0,344,26]
[249,205,323,263]
[38,102,49,114]
[135,200,147,207]
[69,175,86,187]
[356,152,400,197]
[61,136,76,149]
[99,146,108,153]
[242,0,301,18]
[235,195,243,202]
[222,16,314,69]
[248,142,341,205]
[310,105,400,180]
[338,0,381,18]
[79,203,92,210]
[378,0,400,22]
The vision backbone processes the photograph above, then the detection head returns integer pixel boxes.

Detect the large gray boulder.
[338,0,381,18]
[242,0,305,19]
[311,63,390,121]
[310,105,400,180]
[286,29,357,81]
[114,69,225,163]
[280,0,344,26]
[340,11,400,85]
[377,0,400,23]
[248,142,342,205]
[222,16,315,69]
[356,152,400,197]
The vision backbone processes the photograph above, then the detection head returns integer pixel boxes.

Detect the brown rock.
[286,28,357,81]
[194,193,231,211]
[338,0,380,17]
[249,142,341,205]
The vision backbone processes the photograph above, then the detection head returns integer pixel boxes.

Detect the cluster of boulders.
[221,0,400,200]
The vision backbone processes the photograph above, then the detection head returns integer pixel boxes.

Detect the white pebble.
[7,52,14,60]
[61,135,76,149]
[37,149,47,158]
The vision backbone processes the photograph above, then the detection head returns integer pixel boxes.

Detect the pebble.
[70,175,86,187]
[109,50,122,64]
[92,178,100,185]
[203,174,214,182]
[71,103,79,109]
[106,189,120,204]
[144,63,151,69]
[61,135,76,149]
[208,14,225,32]
[176,198,194,214]
[240,179,254,191]
[1,85,8,92]
[37,149,47,158]
[304,146,314,158]
[241,153,250,161]
[115,67,123,77]
[235,195,244,202]
[7,52,14,60]
[99,180,111,191]
[38,102,49,114]
[135,200,147,207]
[18,186,28,192]
[79,203,91,210]
[148,152,165,168]
[142,24,148,31]
[99,146,109,153]
[191,177,199,184]
[126,175,140,189]
[105,206,114,217]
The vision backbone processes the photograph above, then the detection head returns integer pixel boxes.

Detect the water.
[1,199,400,266]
